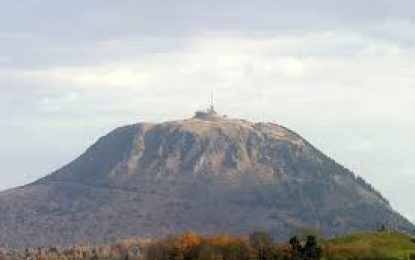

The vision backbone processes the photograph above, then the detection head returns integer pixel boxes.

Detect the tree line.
[1,230,414,260]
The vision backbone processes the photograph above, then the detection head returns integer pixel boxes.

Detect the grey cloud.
[1,1,415,68]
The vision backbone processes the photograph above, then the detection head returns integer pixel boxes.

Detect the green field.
[322,231,415,260]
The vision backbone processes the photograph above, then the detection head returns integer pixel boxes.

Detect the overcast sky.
[0,1,414,223]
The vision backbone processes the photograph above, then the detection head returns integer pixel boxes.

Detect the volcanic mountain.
[0,111,413,248]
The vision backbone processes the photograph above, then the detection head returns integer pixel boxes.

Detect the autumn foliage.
[144,230,317,260]
[0,229,323,260]
[145,230,254,260]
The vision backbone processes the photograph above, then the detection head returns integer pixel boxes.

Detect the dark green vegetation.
[0,114,414,248]
[1,231,414,260]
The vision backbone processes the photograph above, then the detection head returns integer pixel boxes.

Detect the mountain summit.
[0,112,413,248]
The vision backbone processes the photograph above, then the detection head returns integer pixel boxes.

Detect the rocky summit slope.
[0,111,414,248]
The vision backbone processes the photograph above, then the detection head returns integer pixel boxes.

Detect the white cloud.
[2,32,414,123]
[36,91,81,112]
[348,140,374,152]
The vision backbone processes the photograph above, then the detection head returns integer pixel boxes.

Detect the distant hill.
[0,111,414,248]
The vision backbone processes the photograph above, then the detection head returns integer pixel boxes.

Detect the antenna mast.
[210,90,214,112]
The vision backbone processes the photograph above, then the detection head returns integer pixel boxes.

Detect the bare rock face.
[0,114,413,248]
